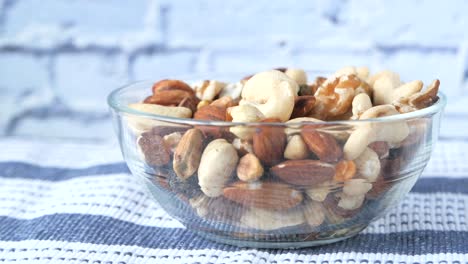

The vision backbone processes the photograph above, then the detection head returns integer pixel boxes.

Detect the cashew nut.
[303,200,325,227]
[219,81,243,100]
[284,135,309,160]
[198,139,239,197]
[228,104,265,140]
[371,71,423,106]
[284,68,307,86]
[333,66,356,77]
[393,79,439,113]
[240,70,298,122]
[351,93,372,120]
[343,127,373,161]
[343,105,409,160]
[371,70,402,105]
[197,100,210,109]
[337,193,365,210]
[237,153,264,182]
[163,132,183,153]
[354,147,381,182]
[127,103,192,135]
[392,80,423,101]
[192,80,226,101]
[393,97,417,114]
[305,181,332,202]
[189,195,210,218]
[356,66,370,80]
[240,207,305,230]
[359,104,394,119]
[343,178,372,196]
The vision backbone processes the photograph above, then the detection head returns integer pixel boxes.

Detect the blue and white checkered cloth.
[0,137,467,263]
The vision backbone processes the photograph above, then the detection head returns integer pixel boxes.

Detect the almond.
[173,129,205,180]
[270,160,335,186]
[252,118,286,166]
[194,105,227,137]
[301,128,343,163]
[334,160,356,182]
[152,79,194,95]
[194,105,226,121]
[144,91,198,106]
[223,181,303,210]
[145,80,196,106]
[236,153,264,182]
[291,96,316,118]
[178,96,200,113]
[149,125,189,137]
[137,132,170,166]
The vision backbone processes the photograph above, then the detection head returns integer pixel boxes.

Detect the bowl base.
[192,228,364,249]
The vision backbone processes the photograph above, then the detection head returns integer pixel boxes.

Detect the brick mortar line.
[4,103,111,136]
[375,44,458,54]
[0,44,203,56]
[0,0,16,34]
[1,45,459,56]
[126,45,201,80]
[159,4,170,45]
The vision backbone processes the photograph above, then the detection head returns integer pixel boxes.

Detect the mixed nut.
[127,67,440,233]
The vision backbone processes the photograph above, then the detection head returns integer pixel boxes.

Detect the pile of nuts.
[126,67,440,232]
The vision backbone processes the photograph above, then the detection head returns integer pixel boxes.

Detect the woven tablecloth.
[0,137,467,264]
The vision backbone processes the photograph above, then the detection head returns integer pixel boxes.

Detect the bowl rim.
[107,80,447,127]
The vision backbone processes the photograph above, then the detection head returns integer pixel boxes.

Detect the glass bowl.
[108,80,446,248]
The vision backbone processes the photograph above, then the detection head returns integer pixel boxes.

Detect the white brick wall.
[55,53,129,111]
[0,0,466,140]
[0,53,53,131]
[132,50,198,81]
